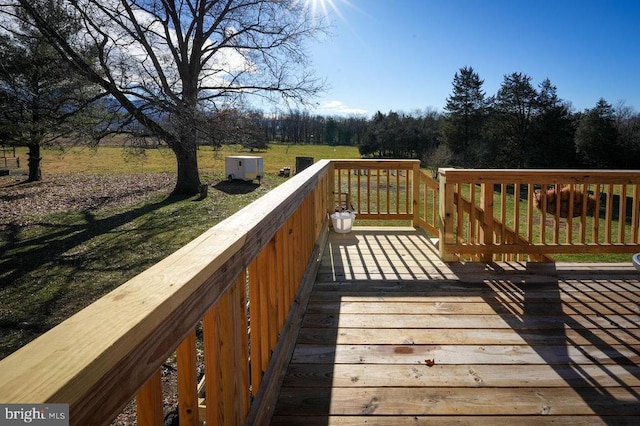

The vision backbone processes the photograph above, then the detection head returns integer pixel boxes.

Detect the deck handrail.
[0,160,334,425]
[438,168,640,261]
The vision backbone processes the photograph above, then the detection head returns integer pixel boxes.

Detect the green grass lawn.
[35,142,360,175]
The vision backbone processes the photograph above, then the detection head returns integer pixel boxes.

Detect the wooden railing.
[438,168,640,262]
[0,159,428,426]
[3,162,636,425]
[330,159,439,234]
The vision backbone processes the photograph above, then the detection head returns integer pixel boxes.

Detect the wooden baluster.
[619,184,627,243]
[480,182,494,263]
[177,330,199,425]
[553,184,561,244]
[220,291,236,424]
[396,168,401,214]
[386,169,391,214]
[500,184,507,248]
[592,184,601,243]
[326,162,340,214]
[514,183,521,261]
[237,273,250,416]
[436,182,440,228]
[579,184,588,244]
[412,164,420,227]
[376,167,381,214]
[257,247,271,373]
[405,167,410,216]
[469,183,477,246]
[306,196,314,255]
[526,183,534,251]
[267,238,278,352]
[566,184,574,244]
[633,184,640,243]
[336,167,342,211]
[286,215,296,309]
[248,259,262,395]
[136,369,163,426]
[347,168,352,212]
[424,172,429,221]
[420,174,425,225]
[456,183,464,246]
[527,182,544,262]
[356,167,361,213]
[203,303,222,426]
[605,184,614,244]
[367,166,372,214]
[202,280,248,426]
[275,228,286,329]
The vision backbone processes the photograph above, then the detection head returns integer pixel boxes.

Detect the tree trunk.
[171,140,202,196]
[27,144,42,182]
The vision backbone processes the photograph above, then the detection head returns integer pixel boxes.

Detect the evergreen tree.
[442,66,486,166]
[484,72,538,167]
[575,99,618,167]
[359,111,385,157]
[0,0,100,181]
[528,79,577,167]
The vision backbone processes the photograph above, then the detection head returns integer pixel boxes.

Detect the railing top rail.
[0,160,331,422]
[438,168,640,184]
[331,159,420,169]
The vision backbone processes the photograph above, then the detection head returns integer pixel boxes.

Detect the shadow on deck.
[271,227,640,425]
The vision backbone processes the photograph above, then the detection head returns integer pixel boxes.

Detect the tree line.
[206,67,640,172]
[440,67,640,170]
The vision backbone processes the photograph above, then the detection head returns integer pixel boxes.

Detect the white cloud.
[317,100,368,116]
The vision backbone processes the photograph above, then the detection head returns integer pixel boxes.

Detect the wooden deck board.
[270,227,640,424]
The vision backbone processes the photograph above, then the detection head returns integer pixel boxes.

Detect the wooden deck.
[270,227,640,425]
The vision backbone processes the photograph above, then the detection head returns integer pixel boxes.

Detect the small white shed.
[225,156,264,182]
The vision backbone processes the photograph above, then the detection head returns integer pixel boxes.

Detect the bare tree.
[6,0,325,195]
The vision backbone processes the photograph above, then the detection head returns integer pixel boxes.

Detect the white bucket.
[633,253,640,271]
[331,211,356,233]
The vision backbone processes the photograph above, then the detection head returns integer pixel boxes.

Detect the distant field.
[7,142,361,176]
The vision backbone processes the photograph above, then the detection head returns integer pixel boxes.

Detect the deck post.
[438,168,457,261]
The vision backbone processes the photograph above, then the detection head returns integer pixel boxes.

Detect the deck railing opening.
[330,160,439,235]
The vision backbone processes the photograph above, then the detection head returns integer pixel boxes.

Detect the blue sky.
[305,0,640,117]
